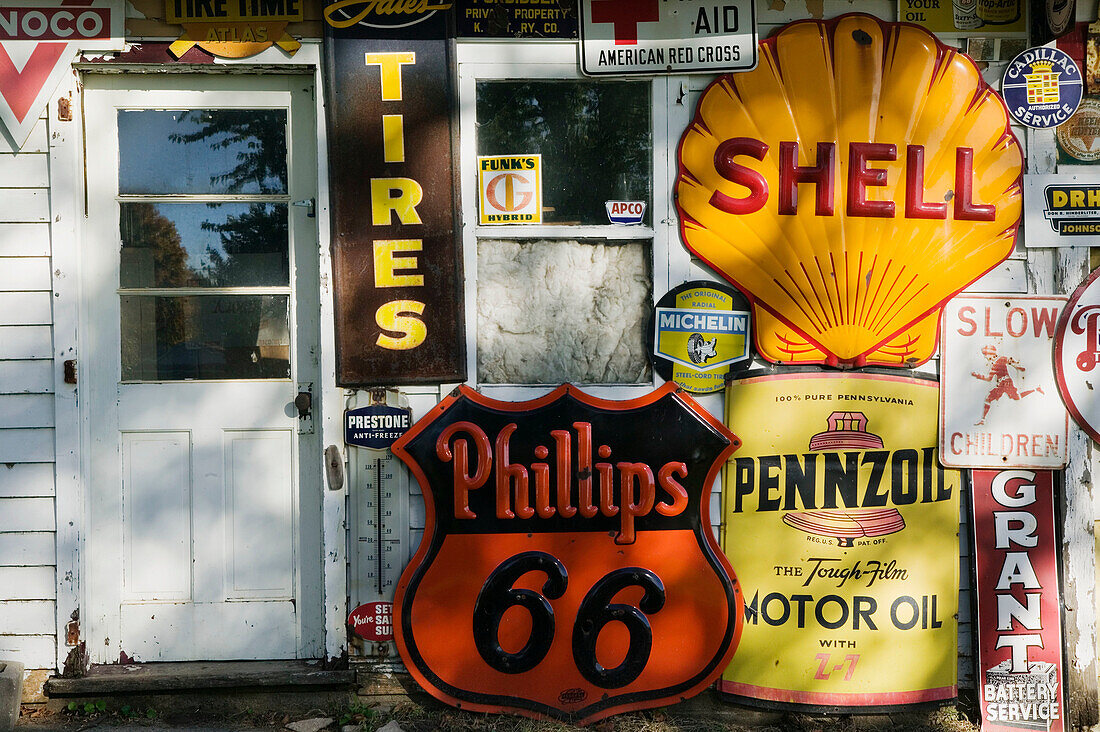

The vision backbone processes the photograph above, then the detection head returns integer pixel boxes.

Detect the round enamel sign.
[1055,267,1100,443]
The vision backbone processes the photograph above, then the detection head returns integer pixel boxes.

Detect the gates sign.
[391,383,743,724]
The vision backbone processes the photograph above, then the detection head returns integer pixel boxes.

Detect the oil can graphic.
[391,383,743,724]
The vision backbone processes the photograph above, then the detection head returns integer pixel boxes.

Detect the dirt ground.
[17,692,983,732]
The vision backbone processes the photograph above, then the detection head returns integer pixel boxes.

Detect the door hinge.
[292,198,316,217]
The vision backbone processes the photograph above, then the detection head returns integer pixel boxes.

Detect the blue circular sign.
[1002,46,1083,129]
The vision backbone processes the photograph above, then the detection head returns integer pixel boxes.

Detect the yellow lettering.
[382,114,404,163]
[1070,189,1085,207]
[1089,189,1100,208]
[371,177,423,225]
[1053,190,1068,208]
[364,51,415,101]
[374,239,423,287]
[376,300,427,350]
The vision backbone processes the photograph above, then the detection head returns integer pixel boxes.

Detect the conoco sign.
[391,384,743,724]
[676,13,1022,368]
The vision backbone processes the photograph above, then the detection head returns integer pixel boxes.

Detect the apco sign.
[940,295,1068,469]
[166,0,303,58]
[324,36,466,385]
[0,0,123,148]
[972,470,1065,732]
[579,0,756,75]
[345,404,412,449]
[478,155,542,224]
[1002,46,1082,128]
[392,383,742,724]
[1024,173,1100,245]
[650,281,751,394]
[676,14,1022,368]
[1055,266,1100,443]
[720,373,960,709]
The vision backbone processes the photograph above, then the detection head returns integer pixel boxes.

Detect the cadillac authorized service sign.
[392,384,742,724]
[720,372,960,710]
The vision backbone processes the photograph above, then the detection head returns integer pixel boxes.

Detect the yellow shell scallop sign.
[676,14,1022,368]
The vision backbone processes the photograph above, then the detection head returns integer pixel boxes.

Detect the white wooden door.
[81,74,322,662]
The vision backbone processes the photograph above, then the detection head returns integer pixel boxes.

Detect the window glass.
[120,202,289,288]
[477,239,652,384]
[121,295,290,381]
[476,81,651,225]
[118,110,288,195]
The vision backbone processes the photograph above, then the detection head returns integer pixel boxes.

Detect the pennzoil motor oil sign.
[391,383,743,724]
[719,372,960,710]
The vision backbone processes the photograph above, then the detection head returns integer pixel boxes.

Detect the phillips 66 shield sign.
[391,383,743,724]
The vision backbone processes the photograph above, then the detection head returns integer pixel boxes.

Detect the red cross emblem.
[590,0,659,45]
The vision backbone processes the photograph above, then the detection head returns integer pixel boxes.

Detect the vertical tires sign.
[391,384,743,724]
[323,23,466,385]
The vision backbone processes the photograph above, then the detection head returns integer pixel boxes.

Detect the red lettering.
[616,462,656,545]
[1006,307,1027,337]
[495,424,534,520]
[957,305,978,336]
[953,148,996,221]
[847,142,896,218]
[778,141,835,216]
[984,307,1004,337]
[656,462,689,515]
[904,145,947,219]
[711,137,769,214]
[1033,307,1059,338]
[436,421,492,520]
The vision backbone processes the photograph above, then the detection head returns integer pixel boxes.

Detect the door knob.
[294,391,312,418]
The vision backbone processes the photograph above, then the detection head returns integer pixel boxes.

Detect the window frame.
[457,41,674,400]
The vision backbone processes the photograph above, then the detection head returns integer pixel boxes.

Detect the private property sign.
[940,296,1068,469]
[579,0,756,75]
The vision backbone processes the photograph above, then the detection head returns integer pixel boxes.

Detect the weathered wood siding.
[0,114,57,670]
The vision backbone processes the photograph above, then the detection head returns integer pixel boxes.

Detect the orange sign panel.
[676,13,1023,368]
[392,384,742,725]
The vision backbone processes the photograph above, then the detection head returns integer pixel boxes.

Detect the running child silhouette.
[971,344,1044,426]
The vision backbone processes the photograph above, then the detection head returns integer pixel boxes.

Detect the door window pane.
[476,81,652,225]
[118,110,288,195]
[120,202,289,288]
[477,239,652,384]
[121,295,290,381]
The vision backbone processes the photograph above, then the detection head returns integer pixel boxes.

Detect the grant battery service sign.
[720,372,960,710]
[972,470,1065,732]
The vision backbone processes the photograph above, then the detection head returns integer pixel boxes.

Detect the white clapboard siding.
[0,567,54,600]
[0,498,54,532]
[0,190,49,223]
[0,292,51,325]
[0,395,53,428]
[0,532,55,566]
[0,224,50,257]
[0,463,53,498]
[0,361,53,395]
[0,119,47,155]
[0,635,55,669]
[0,258,50,291]
[0,327,51,360]
[0,155,48,189]
[0,600,54,635]
[0,431,54,463]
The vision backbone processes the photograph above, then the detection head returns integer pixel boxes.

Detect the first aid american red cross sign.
[579,0,756,76]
